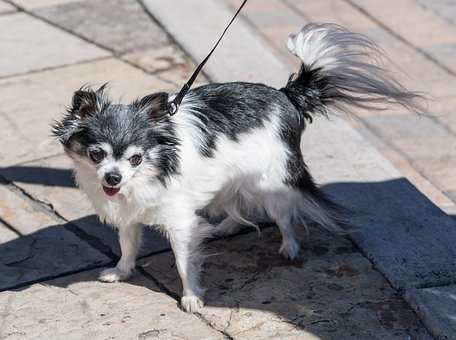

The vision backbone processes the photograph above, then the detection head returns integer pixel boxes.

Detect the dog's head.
[53,85,179,197]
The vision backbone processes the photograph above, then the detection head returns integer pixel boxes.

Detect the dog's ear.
[70,84,108,119]
[135,92,170,119]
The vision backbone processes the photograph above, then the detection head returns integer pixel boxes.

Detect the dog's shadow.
[0,165,448,337]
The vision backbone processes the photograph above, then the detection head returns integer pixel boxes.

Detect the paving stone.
[11,0,81,10]
[0,155,170,258]
[36,0,169,54]
[283,0,375,31]
[122,45,188,74]
[354,119,456,212]
[405,285,456,340]
[0,1,16,13]
[0,13,109,77]
[431,96,456,135]
[0,185,54,235]
[362,113,456,161]
[414,158,456,194]
[143,0,291,87]
[225,0,304,68]
[0,58,179,166]
[122,45,209,87]
[302,118,456,290]
[0,269,223,340]
[380,148,456,212]
[140,228,430,339]
[422,43,456,76]
[416,0,456,26]
[0,185,110,290]
[350,0,456,74]
[446,191,456,206]
[0,222,19,243]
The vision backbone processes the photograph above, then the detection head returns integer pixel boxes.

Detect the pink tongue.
[103,186,120,196]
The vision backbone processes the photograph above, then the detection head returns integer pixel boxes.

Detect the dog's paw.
[181,295,204,313]
[279,238,300,260]
[98,267,132,283]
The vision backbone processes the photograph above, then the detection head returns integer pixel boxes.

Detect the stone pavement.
[0,0,455,339]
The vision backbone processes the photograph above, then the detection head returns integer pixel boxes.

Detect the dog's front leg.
[99,224,143,282]
[165,212,207,313]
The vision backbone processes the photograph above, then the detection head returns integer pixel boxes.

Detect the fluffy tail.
[281,23,425,121]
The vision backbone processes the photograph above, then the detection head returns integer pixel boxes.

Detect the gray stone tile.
[300,118,456,291]
[0,13,109,77]
[416,0,456,26]
[349,0,456,76]
[0,269,223,340]
[268,114,456,292]
[122,45,188,74]
[422,43,456,75]
[0,155,170,258]
[0,58,179,166]
[143,0,290,87]
[0,222,19,243]
[122,45,209,87]
[0,186,110,290]
[36,0,169,54]
[11,0,81,10]
[326,176,456,290]
[0,1,16,13]
[433,97,456,136]
[140,228,430,339]
[413,158,456,196]
[362,113,456,161]
[406,285,456,340]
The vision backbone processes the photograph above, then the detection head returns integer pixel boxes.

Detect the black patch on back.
[187,82,296,157]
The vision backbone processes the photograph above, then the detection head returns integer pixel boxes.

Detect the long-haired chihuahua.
[53,24,423,312]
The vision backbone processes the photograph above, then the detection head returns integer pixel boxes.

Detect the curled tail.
[281,23,425,121]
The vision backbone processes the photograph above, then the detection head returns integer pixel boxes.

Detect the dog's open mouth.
[103,186,120,196]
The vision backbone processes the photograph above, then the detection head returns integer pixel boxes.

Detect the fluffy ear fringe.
[52,84,109,145]
[133,92,170,120]
[70,83,109,118]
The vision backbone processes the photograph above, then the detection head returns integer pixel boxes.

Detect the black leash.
[167,0,248,115]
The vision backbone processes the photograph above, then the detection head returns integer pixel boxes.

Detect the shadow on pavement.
[0,165,445,337]
[0,166,75,188]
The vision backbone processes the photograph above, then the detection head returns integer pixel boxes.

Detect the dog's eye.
[88,149,106,163]
[129,154,142,167]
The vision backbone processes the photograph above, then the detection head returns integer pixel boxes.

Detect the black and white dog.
[53,24,422,312]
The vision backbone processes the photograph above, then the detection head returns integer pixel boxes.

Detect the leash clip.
[168,102,178,116]
[165,0,248,116]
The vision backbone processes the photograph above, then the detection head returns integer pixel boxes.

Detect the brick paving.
[0,0,454,338]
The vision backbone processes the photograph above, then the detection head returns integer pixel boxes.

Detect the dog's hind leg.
[263,191,301,260]
[262,163,343,260]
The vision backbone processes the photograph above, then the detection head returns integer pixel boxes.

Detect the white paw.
[98,267,133,283]
[181,295,204,313]
[279,238,300,260]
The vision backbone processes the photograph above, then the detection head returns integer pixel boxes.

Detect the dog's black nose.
[105,172,122,186]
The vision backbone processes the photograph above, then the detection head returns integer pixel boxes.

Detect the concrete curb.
[143,0,456,338]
